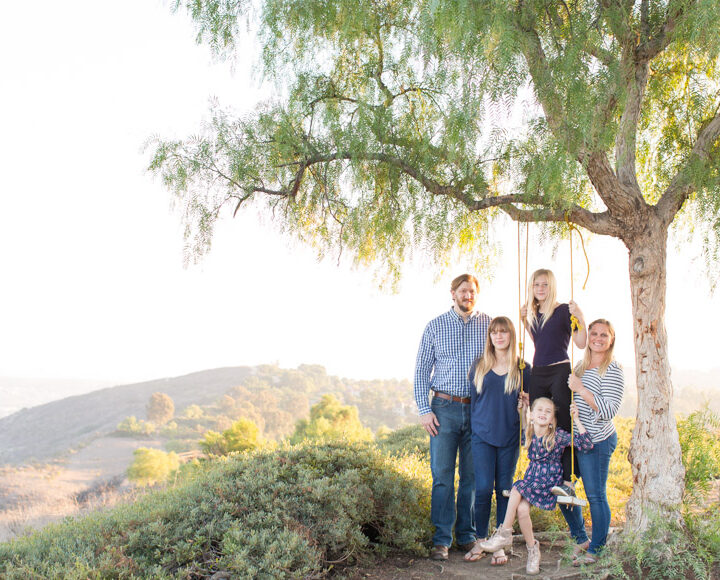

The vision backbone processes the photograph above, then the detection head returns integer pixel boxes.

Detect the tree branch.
[635,0,685,63]
[582,151,645,218]
[501,205,620,237]
[656,111,720,224]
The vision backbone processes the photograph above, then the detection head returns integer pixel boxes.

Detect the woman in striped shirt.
[567,319,625,565]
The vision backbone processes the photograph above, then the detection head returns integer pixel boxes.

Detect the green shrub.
[375,424,429,461]
[289,394,372,443]
[678,407,720,502]
[0,442,431,578]
[127,448,180,487]
[199,418,261,455]
[115,415,156,436]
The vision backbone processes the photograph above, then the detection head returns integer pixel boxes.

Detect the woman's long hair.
[574,319,616,377]
[525,396,558,452]
[474,316,523,395]
[525,269,558,331]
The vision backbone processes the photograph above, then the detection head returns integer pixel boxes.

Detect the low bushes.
[0,442,431,579]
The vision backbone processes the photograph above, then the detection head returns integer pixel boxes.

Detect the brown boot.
[526,539,540,575]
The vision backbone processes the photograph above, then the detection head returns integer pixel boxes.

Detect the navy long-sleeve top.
[470,363,531,448]
[530,303,572,366]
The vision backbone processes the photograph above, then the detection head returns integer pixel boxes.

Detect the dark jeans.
[577,432,618,554]
[429,397,475,546]
[471,437,520,539]
[529,363,578,481]
[558,502,589,546]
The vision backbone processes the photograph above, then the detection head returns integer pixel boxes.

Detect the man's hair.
[451,274,479,292]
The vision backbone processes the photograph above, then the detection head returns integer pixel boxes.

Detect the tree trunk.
[624,218,685,531]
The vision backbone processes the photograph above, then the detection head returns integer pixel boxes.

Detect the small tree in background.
[127,447,179,486]
[290,394,372,443]
[200,417,261,455]
[146,392,175,425]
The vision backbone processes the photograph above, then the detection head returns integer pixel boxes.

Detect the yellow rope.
[517,221,529,469]
[564,213,588,484]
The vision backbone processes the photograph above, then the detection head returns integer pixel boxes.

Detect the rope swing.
[503,217,591,508]
[556,213,590,508]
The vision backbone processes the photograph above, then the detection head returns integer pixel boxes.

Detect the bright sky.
[1,0,717,385]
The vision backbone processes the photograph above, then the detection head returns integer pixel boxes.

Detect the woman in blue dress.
[463,316,530,566]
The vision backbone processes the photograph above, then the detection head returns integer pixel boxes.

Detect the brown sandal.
[464,540,485,562]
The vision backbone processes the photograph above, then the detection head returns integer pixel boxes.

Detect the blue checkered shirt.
[414,308,491,415]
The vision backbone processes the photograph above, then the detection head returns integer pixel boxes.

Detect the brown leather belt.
[432,391,471,404]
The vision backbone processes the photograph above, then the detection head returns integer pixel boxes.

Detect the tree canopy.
[152,0,720,276]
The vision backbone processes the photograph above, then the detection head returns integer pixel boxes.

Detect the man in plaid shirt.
[414,274,491,560]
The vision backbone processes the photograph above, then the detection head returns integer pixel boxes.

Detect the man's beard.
[456,300,475,313]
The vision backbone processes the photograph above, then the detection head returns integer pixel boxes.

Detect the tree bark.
[623,214,685,530]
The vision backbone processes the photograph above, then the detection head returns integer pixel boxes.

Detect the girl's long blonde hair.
[525,269,559,331]
[474,317,523,395]
[525,396,558,452]
[574,319,616,377]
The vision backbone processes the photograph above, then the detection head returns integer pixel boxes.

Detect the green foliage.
[146,392,175,425]
[153,0,720,280]
[0,443,431,578]
[290,393,372,443]
[678,406,720,501]
[376,424,429,462]
[115,415,156,436]
[200,417,261,455]
[126,448,180,487]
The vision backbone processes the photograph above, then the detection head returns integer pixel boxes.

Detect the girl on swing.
[477,396,593,575]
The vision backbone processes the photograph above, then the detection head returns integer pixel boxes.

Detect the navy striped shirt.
[573,361,625,443]
[414,308,491,416]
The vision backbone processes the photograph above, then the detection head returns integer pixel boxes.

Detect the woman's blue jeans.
[558,502,589,545]
[470,437,519,539]
[576,432,617,554]
[429,397,475,547]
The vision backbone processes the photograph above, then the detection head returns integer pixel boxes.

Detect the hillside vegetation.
[1,402,718,578]
[0,443,430,579]
[0,365,414,465]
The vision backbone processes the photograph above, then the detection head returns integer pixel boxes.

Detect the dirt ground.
[343,535,608,579]
[0,436,161,541]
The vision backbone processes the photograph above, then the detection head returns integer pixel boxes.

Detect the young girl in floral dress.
[476,397,593,575]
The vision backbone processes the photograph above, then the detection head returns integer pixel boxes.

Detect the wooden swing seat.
[501,489,587,507]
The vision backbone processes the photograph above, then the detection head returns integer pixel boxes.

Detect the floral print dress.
[512,428,593,510]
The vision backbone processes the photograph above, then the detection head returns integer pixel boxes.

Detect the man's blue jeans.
[429,397,475,547]
[577,432,617,554]
[471,437,519,539]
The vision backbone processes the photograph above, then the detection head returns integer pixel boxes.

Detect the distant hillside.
[0,367,253,465]
[2,363,716,465]
[0,377,116,418]
[0,365,416,466]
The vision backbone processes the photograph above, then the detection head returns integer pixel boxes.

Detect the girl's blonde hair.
[525,396,558,452]
[574,319,616,377]
[474,317,524,395]
[525,269,559,331]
